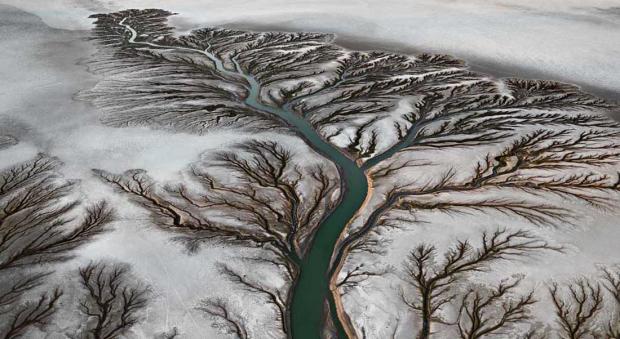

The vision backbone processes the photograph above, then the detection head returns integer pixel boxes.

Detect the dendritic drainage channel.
[85,9,620,339]
[120,16,371,339]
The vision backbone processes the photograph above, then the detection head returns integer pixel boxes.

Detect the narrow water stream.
[121,20,369,338]
[219,55,369,339]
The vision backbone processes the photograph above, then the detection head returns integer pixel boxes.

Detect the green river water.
[231,58,370,339]
[121,20,385,338]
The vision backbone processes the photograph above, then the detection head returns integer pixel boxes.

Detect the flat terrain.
[1,3,620,339]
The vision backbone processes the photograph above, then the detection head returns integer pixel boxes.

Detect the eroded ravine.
[121,19,372,338]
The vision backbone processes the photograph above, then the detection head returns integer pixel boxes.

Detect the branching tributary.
[119,19,411,338]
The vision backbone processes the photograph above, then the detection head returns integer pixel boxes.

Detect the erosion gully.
[121,19,404,338]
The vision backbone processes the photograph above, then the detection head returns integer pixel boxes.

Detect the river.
[120,18,369,338]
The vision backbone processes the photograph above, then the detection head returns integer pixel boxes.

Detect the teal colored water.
[227,58,370,339]
[123,22,370,335]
